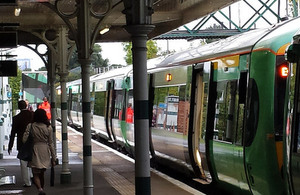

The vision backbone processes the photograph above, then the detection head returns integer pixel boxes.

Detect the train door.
[286,42,300,195]
[105,79,116,142]
[120,76,134,147]
[189,61,214,181]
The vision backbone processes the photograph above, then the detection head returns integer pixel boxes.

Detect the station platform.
[0,123,204,195]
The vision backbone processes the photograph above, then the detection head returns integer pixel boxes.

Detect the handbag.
[17,124,33,161]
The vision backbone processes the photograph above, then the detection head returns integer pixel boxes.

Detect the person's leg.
[32,168,46,195]
[32,168,42,189]
[20,159,31,186]
[40,170,45,189]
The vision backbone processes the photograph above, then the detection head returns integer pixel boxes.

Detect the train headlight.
[166,73,172,82]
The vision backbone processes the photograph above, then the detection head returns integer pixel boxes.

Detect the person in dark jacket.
[8,100,34,187]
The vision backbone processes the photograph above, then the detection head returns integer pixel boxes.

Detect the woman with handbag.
[23,109,56,195]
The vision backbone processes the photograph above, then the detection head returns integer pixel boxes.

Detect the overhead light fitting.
[100,26,109,35]
[14,7,21,16]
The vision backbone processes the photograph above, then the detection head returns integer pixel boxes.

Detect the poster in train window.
[165,96,179,132]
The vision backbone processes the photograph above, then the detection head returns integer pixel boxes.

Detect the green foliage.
[38,66,47,71]
[205,24,222,44]
[69,44,109,70]
[9,68,22,111]
[122,42,132,65]
[91,44,109,69]
[69,49,79,70]
[147,40,159,59]
[122,40,160,65]
[67,44,109,82]
[67,72,82,82]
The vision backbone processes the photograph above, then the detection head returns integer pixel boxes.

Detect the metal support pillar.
[59,75,71,183]
[77,1,93,195]
[48,50,57,153]
[57,27,71,184]
[123,0,154,194]
[50,80,56,151]
[78,59,93,195]
[124,25,154,195]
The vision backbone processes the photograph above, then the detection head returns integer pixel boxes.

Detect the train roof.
[90,65,133,82]
[157,28,270,67]
[157,17,300,67]
[89,55,169,82]
[61,17,300,89]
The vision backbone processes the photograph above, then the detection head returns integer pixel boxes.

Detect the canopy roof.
[0,0,239,44]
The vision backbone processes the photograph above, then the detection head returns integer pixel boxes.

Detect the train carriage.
[284,28,300,195]
[57,17,300,194]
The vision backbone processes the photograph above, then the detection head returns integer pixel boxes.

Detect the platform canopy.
[0,0,239,44]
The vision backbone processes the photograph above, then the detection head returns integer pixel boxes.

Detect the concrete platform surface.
[0,124,204,195]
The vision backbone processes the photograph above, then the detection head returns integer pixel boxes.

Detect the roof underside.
[0,0,239,45]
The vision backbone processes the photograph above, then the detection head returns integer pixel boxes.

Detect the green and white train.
[57,17,300,194]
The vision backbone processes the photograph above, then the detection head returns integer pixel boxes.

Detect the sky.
[99,40,196,65]
[11,39,195,70]
[11,0,292,70]
[12,46,45,71]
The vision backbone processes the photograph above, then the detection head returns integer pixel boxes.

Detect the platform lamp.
[14,7,21,16]
[100,26,110,35]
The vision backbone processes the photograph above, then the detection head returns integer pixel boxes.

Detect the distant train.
[56,17,300,194]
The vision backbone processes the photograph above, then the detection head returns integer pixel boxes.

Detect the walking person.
[8,100,34,187]
[38,97,51,120]
[25,99,34,111]
[23,109,56,195]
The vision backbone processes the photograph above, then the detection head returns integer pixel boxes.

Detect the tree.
[9,68,22,111]
[38,66,47,71]
[91,44,109,69]
[69,49,79,70]
[122,40,160,65]
[23,68,32,71]
[69,44,109,71]
[205,24,222,44]
[67,44,109,81]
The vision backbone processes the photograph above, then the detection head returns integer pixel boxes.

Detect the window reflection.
[152,85,190,135]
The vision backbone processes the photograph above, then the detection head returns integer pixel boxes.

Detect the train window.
[126,90,134,123]
[153,86,179,132]
[71,91,78,111]
[152,85,190,135]
[245,78,259,147]
[200,82,209,140]
[113,90,123,119]
[214,80,238,142]
[94,91,106,116]
[235,72,248,145]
